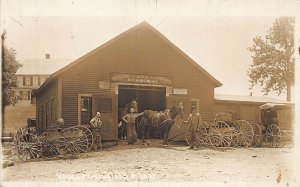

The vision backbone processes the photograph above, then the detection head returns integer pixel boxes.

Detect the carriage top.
[259,103,293,111]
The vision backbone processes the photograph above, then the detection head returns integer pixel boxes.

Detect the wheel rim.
[58,127,89,157]
[197,125,209,148]
[232,120,254,147]
[266,124,281,148]
[210,121,232,147]
[77,126,94,152]
[251,123,262,147]
[16,133,42,162]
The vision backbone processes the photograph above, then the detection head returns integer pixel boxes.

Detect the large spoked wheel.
[210,121,232,147]
[266,124,282,148]
[77,125,94,152]
[39,132,60,157]
[251,123,263,147]
[57,127,89,157]
[232,120,254,147]
[16,133,42,162]
[197,126,210,148]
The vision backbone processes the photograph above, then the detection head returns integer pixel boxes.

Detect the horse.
[139,102,184,145]
[118,98,139,139]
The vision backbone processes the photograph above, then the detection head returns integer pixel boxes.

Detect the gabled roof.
[17,58,72,75]
[34,21,222,96]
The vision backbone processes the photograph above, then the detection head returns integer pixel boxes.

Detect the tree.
[248,17,294,101]
[1,31,22,133]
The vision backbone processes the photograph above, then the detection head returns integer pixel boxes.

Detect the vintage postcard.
[1,0,299,186]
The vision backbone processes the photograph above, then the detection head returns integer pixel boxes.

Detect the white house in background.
[13,56,72,106]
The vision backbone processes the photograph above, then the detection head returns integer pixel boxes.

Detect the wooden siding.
[58,24,216,140]
[36,79,58,132]
[35,23,221,141]
[240,105,260,124]
[214,102,261,124]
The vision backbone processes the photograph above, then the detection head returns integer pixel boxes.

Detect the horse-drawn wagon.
[185,113,254,148]
[13,120,93,162]
[252,103,293,148]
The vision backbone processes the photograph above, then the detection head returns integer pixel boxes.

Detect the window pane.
[80,96,92,124]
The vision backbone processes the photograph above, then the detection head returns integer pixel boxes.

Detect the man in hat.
[184,106,202,149]
[90,112,103,150]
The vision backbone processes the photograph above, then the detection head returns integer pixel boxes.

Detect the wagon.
[14,124,93,162]
[185,113,254,148]
[251,103,293,148]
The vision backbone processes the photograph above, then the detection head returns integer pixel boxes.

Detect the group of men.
[90,105,201,150]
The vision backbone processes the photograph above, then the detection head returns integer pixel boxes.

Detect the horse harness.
[142,109,173,127]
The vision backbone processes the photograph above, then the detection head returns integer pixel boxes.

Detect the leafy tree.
[248,17,294,101]
[1,31,22,132]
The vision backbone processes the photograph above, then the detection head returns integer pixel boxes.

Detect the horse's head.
[125,98,138,113]
[170,101,185,119]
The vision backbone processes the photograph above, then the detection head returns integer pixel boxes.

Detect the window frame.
[78,94,93,125]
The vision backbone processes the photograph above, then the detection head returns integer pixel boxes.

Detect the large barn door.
[92,94,117,141]
[166,95,191,141]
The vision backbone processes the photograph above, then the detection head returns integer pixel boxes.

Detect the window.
[45,103,48,129]
[50,99,54,122]
[38,76,47,86]
[23,76,33,86]
[38,107,41,132]
[190,99,199,113]
[20,91,30,100]
[80,96,92,125]
[41,105,44,131]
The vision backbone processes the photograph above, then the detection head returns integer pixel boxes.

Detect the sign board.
[99,81,110,89]
[111,73,172,86]
[173,88,188,95]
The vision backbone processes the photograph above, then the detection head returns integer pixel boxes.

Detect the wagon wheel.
[16,133,42,162]
[251,123,263,147]
[266,124,282,148]
[39,132,60,157]
[77,125,94,152]
[232,120,254,147]
[197,125,210,148]
[57,127,89,157]
[210,121,232,147]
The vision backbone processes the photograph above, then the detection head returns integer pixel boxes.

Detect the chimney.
[45,53,50,60]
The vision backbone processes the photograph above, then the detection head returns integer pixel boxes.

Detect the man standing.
[185,106,202,149]
[122,107,144,145]
[90,112,102,150]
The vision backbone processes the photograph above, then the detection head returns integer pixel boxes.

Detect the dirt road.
[1,140,298,186]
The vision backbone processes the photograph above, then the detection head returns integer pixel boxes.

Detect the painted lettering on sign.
[111,73,172,86]
[173,88,188,95]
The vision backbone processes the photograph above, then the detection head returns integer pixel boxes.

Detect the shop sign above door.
[111,73,172,86]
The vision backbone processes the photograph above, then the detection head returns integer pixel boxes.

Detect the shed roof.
[215,94,291,104]
[34,21,222,96]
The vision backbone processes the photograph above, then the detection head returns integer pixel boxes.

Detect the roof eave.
[34,21,223,96]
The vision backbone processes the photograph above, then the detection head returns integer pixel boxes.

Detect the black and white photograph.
[1,0,300,186]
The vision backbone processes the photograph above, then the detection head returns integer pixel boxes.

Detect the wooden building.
[33,21,223,141]
[214,94,290,124]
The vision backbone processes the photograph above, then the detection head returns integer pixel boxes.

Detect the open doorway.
[118,85,166,139]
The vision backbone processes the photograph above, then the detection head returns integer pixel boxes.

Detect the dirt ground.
[1,140,299,186]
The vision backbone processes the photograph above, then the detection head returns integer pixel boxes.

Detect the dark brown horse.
[140,102,184,145]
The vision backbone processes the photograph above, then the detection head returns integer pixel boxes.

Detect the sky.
[1,0,299,101]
